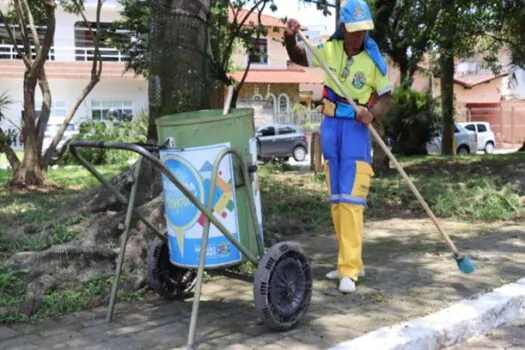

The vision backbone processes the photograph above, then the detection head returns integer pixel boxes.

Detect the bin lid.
[155,108,253,127]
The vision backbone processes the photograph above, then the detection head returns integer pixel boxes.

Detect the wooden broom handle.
[297,30,458,254]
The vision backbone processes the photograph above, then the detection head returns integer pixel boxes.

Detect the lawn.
[0,161,133,323]
[259,153,525,241]
[1,151,524,323]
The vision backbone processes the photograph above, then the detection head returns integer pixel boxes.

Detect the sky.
[262,0,337,35]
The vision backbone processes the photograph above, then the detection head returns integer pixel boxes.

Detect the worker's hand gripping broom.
[296,30,474,274]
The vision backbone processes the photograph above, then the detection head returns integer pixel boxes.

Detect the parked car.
[42,116,79,163]
[458,121,496,154]
[426,122,477,155]
[256,124,308,162]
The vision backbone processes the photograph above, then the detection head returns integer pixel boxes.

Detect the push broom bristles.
[455,253,476,274]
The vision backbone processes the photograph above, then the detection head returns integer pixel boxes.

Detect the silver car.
[458,121,496,154]
[426,122,477,155]
[256,124,308,162]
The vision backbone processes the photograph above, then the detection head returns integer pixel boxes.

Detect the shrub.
[60,110,148,165]
[382,88,441,155]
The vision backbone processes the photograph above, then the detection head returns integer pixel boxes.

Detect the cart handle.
[69,140,162,154]
[69,140,258,173]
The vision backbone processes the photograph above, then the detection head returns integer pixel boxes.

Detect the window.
[249,38,268,65]
[464,124,476,132]
[278,94,289,113]
[477,124,487,133]
[91,100,133,121]
[259,126,275,137]
[74,22,129,61]
[278,126,295,135]
[22,101,67,120]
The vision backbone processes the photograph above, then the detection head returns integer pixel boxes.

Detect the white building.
[0,0,148,149]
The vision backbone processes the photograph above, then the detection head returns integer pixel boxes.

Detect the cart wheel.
[253,241,313,331]
[146,235,197,300]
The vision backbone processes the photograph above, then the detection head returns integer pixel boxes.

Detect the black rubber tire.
[253,241,313,331]
[457,145,470,155]
[292,146,307,162]
[146,235,197,300]
[485,142,495,154]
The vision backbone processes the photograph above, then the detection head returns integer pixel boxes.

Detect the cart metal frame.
[69,139,313,349]
[69,140,266,349]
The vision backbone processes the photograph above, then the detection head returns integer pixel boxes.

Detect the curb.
[328,277,525,350]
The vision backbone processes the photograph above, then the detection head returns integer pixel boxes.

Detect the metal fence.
[0,44,127,62]
[273,111,324,135]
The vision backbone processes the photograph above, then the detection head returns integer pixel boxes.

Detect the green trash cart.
[69,108,313,350]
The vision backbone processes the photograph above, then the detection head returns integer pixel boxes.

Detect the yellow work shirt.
[305,39,392,106]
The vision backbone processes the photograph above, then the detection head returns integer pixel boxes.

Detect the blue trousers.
[321,116,375,280]
[321,117,374,206]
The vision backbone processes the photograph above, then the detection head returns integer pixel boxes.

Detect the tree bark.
[335,0,341,27]
[41,0,103,168]
[439,0,456,156]
[147,0,213,141]
[9,0,56,186]
[4,147,20,173]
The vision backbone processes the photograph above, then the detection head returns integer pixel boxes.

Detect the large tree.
[114,0,277,139]
[371,1,439,87]
[0,0,104,186]
[430,0,508,155]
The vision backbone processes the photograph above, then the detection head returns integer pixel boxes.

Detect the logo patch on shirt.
[352,71,366,89]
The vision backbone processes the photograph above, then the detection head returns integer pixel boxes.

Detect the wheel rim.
[458,147,468,154]
[268,257,306,317]
[294,148,306,161]
[486,144,494,153]
[158,243,196,294]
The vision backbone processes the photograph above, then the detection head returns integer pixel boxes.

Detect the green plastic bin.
[155,109,262,269]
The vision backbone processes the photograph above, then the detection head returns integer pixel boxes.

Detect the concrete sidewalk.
[1,219,524,350]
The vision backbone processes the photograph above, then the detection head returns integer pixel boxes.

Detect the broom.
[297,30,475,275]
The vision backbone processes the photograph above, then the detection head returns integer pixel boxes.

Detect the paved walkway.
[2,219,525,350]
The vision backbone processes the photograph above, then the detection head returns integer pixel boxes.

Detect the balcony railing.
[0,44,127,62]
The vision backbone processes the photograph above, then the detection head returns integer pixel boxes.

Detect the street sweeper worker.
[284,0,393,293]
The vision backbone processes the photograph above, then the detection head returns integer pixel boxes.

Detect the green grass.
[0,163,129,226]
[0,272,112,324]
[1,152,523,323]
[0,265,149,324]
[258,153,525,236]
[0,160,140,324]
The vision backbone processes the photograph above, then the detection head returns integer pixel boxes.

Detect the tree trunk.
[12,74,45,187]
[439,0,456,156]
[336,1,341,27]
[8,0,56,187]
[147,0,213,141]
